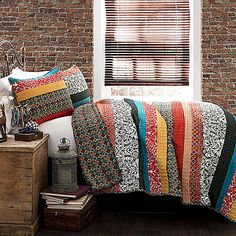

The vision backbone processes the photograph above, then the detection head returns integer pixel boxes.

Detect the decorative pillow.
[62,65,90,108]
[12,72,74,125]
[9,68,59,84]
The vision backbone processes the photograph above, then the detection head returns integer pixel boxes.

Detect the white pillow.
[11,67,49,79]
[0,75,11,96]
[38,116,76,156]
[0,75,13,133]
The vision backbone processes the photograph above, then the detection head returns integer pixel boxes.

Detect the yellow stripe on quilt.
[156,111,169,194]
[182,102,193,204]
[228,200,236,220]
[16,80,67,102]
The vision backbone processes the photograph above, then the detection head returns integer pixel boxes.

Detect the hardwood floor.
[36,193,236,236]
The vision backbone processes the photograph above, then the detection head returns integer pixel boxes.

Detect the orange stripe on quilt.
[182,102,193,204]
[96,100,116,149]
[189,102,203,204]
[156,111,169,194]
[172,102,185,180]
[16,80,67,102]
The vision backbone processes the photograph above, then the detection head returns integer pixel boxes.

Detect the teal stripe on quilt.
[134,100,150,192]
[73,97,91,108]
[216,116,236,211]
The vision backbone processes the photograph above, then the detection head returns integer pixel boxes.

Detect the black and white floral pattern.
[199,102,227,205]
[110,99,140,192]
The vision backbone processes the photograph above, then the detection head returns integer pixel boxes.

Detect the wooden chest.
[0,134,49,236]
[44,197,97,231]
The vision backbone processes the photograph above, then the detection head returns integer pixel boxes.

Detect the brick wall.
[0,0,94,96]
[0,0,235,113]
[202,0,236,114]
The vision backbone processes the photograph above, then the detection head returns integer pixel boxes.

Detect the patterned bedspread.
[72,99,236,222]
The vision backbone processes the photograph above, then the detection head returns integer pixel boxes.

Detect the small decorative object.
[11,106,20,130]
[19,121,39,133]
[17,103,31,128]
[0,95,15,134]
[51,138,78,193]
[0,104,7,142]
[15,120,43,142]
[25,121,38,130]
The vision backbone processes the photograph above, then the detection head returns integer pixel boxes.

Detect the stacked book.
[40,185,92,210]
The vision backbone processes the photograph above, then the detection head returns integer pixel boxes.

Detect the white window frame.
[94,0,202,101]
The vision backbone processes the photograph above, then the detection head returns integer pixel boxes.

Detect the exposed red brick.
[202,0,236,114]
[0,0,93,97]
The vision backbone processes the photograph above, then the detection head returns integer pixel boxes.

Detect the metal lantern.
[51,138,78,193]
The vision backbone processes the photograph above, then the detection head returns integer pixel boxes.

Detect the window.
[94,0,201,101]
[105,0,190,86]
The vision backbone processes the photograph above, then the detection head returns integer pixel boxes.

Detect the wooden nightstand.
[0,134,49,236]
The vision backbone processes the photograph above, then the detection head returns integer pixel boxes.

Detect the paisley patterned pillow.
[12,72,74,125]
[62,65,91,108]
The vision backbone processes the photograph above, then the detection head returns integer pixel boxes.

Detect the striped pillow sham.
[62,65,91,108]
[12,71,74,125]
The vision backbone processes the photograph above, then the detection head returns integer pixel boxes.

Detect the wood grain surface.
[0,134,49,235]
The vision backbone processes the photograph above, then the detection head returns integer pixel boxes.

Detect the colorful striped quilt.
[72,99,236,222]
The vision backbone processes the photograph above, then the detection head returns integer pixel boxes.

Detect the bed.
[1,40,236,223]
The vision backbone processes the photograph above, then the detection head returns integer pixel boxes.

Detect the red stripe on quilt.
[182,102,193,203]
[172,101,185,180]
[221,171,236,216]
[143,103,162,195]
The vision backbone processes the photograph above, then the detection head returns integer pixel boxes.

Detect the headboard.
[0,39,26,78]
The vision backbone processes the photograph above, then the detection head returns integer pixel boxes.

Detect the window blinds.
[105,0,190,86]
